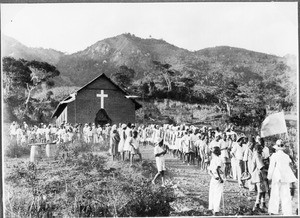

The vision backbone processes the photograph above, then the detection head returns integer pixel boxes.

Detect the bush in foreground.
[5,142,175,217]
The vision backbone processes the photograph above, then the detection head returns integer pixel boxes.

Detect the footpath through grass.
[4,141,298,217]
[138,143,299,216]
[4,141,175,217]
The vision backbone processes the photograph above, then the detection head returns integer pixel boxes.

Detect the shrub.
[5,144,30,158]
[5,141,176,217]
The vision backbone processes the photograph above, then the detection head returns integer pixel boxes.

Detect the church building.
[52,73,142,126]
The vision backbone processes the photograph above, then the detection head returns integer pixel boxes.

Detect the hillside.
[2,33,297,125]
[2,35,64,65]
[55,34,296,89]
[2,33,296,88]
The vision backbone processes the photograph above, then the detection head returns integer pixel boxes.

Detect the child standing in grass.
[129,130,142,166]
[208,146,224,216]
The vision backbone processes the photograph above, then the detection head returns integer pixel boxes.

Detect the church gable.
[52,73,141,125]
[84,74,118,91]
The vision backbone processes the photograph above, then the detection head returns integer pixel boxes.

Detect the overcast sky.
[1,2,298,56]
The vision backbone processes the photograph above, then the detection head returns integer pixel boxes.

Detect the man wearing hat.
[152,138,167,186]
[267,139,297,215]
[231,134,246,187]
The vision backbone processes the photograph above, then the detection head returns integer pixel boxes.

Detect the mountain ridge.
[2,33,296,89]
[2,35,65,65]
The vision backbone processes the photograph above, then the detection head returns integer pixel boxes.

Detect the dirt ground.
[134,144,299,216]
[4,142,298,216]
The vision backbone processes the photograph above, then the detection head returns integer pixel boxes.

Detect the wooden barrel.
[30,145,40,162]
[46,143,56,157]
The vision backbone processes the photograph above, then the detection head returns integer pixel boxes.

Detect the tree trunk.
[162,74,171,92]
[166,98,170,109]
[25,84,34,110]
[226,102,231,116]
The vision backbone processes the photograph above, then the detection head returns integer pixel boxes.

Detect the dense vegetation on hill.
[2,33,297,125]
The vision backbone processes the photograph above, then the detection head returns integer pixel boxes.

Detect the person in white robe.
[96,125,103,144]
[229,134,238,181]
[118,124,127,161]
[10,121,17,143]
[82,124,89,143]
[267,139,297,215]
[92,123,98,144]
[123,123,133,160]
[208,146,224,216]
[87,126,93,144]
[16,125,23,146]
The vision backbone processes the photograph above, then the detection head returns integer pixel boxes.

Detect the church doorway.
[95,108,112,127]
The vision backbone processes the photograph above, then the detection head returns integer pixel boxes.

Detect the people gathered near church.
[8,120,297,215]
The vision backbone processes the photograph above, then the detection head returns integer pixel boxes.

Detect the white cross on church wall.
[96,90,108,109]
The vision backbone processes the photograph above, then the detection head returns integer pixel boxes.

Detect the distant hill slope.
[2,33,297,91]
[2,35,64,65]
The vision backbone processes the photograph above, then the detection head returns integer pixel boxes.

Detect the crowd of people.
[8,121,298,216]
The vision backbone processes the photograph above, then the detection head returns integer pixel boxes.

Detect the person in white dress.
[68,127,74,143]
[123,123,133,160]
[20,128,27,145]
[92,123,98,144]
[208,146,224,216]
[152,138,167,186]
[189,129,198,165]
[229,134,238,180]
[151,125,160,145]
[118,124,127,161]
[267,139,297,215]
[87,125,93,144]
[10,121,17,143]
[16,124,23,146]
[175,126,184,159]
[45,125,51,143]
[82,124,89,143]
[96,125,103,144]
[181,130,190,164]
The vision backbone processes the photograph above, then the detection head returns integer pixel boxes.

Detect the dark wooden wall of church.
[65,76,136,125]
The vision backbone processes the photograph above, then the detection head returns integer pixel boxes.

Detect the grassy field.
[3,139,298,217]
[3,141,175,217]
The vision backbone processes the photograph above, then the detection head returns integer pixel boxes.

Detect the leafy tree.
[180,77,196,89]
[3,57,60,122]
[217,78,289,128]
[46,91,54,101]
[149,81,157,96]
[111,65,135,90]
[152,61,175,92]
[3,57,60,109]
[215,81,240,116]
[139,82,150,96]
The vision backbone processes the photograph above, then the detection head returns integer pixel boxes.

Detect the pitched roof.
[52,73,142,119]
[51,96,71,118]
